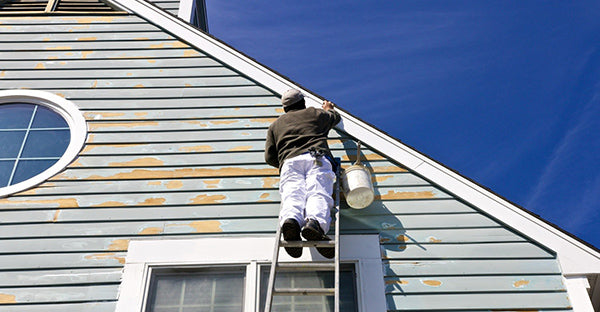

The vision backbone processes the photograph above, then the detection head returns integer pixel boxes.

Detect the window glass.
[0,104,34,129]
[22,129,70,158]
[147,268,245,312]
[0,131,26,158]
[12,159,57,185]
[0,160,13,186]
[31,105,69,128]
[0,103,70,187]
[259,265,358,312]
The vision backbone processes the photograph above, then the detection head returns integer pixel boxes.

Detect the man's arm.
[322,100,341,126]
[264,126,279,168]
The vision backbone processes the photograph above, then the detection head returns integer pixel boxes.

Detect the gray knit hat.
[281,89,304,107]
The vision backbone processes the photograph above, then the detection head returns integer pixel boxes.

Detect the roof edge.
[109,0,600,274]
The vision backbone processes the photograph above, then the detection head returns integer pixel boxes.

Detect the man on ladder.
[265,89,341,259]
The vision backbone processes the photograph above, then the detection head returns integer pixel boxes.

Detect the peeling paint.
[183,120,208,127]
[396,235,409,242]
[250,117,277,123]
[380,238,391,243]
[376,190,435,200]
[134,112,148,117]
[374,175,393,183]
[52,209,61,222]
[0,71,5,77]
[134,84,145,88]
[108,239,129,251]
[258,193,271,201]
[185,83,192,87]
[275,108,284,113]
[85,253,125,265]
[0,198,78,208]
[183,49,200,57]
[147,59,156,63]
[34,62,46,69]
[385,280,408,285]
[167,220,223,233]
[228,145,253,151]
[210,120,238,125]
[92,201,126,207]
[0,294,16,304]
[139,198,166,206]
[139,227,163,235]
[428,237,442,243]
[179,145,213,152]
[262,177,279,188]
[91,80,98,89]
[135,37,149,41]
[147,181,162,186]
[371,165,408,173]
[203,179,221,188]
[189,194,226,204]
[241,132,251,136]
[422,280,442,287]
[82,143,142,153]
[77,167,278,180]
[166,180,183,189]
[84,112,125,118]
[81,51,93,58]
[513,280,530,288]
[45,46,72,50]
[88,121,159,130]
[342,153,386,162]
[149,42,188,49]
[108,157,164,167]
[77,37,98,41]
[46,56,59,60]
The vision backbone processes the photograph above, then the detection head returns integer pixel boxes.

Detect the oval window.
[0,90,87,197]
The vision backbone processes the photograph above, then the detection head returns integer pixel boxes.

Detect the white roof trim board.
[110,0,600,275]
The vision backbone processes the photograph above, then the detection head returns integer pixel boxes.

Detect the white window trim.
[116,235,386,312]
[0,90,87,198]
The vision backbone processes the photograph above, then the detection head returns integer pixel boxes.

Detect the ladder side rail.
[264,224,282,312]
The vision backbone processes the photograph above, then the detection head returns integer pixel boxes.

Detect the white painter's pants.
[279,153,335,233]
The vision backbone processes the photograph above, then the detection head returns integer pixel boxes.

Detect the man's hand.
[322,100,335,111]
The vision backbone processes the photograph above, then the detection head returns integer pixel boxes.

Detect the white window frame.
[0,90,87,198]
[116,235,386,312]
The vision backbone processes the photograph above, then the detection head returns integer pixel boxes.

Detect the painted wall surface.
[145,0,179,16]
[0,15,572,311]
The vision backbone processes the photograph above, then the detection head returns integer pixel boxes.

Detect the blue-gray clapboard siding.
[0,15,572,312]
[145,0,179,16]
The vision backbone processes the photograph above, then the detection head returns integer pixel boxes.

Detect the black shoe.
[281,218,302,258]
[301,219,334,259]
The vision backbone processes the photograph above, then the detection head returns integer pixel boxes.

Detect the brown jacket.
[265,106,341,170]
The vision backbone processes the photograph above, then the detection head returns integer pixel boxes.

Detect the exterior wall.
[145,0,179,16]
[0,14,573,312]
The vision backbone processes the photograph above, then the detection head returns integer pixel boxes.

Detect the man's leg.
[278,155,308,258]
[304,157,335,233]
[279,156,308,227]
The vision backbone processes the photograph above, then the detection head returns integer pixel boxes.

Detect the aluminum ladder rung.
[276,262,335,271]
[273,287,335,296]
[280,240,336,248]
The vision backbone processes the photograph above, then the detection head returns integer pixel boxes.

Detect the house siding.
[0,14,572,312]
[145,0,179,16]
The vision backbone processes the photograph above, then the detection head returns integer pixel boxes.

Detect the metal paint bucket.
[341,142,374,209]
[341,164,374,209]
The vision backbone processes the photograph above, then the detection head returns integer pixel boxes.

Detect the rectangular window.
[258,264,358,312]
[146,267,246,312]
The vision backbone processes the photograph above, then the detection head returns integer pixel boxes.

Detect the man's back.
[265,106,340,169]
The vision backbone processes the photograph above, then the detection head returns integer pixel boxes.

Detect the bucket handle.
[355,141,362,166]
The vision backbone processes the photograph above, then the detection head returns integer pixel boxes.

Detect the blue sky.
[206,1,600,248]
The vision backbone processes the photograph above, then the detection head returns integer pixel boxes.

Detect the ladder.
[264,158,342,312]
